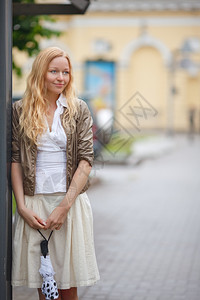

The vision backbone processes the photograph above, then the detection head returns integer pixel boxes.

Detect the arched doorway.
[118,34,171,132]
[127,46,167,130]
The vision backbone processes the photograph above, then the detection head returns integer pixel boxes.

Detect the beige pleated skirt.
[12,192,100,289]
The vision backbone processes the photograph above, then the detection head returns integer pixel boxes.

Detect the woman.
[11,47,100,300]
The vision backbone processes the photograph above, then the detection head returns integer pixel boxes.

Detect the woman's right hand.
[18,206,46,229]
[11,163,46,229]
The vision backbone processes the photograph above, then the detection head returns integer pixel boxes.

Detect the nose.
[57,71,64,81]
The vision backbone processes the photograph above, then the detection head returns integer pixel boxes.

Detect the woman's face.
[45,56,70,97]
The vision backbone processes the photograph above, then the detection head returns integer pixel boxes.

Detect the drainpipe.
[0,0,12,298]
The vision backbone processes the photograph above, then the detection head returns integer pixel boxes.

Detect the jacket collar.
[57,94,67,108]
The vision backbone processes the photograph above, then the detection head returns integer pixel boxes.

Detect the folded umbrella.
[38,230,59,300]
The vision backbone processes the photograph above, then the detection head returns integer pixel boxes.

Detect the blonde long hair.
[19,47,78,145]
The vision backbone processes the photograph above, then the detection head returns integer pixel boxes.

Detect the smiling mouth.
[54,83,64,87]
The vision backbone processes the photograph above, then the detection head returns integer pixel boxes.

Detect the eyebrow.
[48,67,70,70]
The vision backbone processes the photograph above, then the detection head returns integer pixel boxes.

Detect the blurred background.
[13,1,200,299]
[13,0,200,160]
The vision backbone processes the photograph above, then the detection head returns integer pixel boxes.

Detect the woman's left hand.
[44,160,92,230]
[44,206,69,230]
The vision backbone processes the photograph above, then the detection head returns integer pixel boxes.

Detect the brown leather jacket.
[12,98,94,196]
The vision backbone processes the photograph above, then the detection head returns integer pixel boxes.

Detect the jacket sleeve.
[77,100,94,167]
[12,102,21,163]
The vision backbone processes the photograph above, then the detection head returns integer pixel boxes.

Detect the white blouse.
[35,94,67,194]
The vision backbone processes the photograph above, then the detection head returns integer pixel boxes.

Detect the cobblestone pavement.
[13,135,200,300]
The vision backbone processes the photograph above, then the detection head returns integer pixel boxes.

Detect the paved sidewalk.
[128,134,177,164]
[79,134,200,300]
[13,134,200,300]
[99,133,177,166]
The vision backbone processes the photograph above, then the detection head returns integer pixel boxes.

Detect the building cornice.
[89,1,200,12]
[69,16,200,28]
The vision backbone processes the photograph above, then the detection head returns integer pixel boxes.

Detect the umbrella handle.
[40,240,48,258]
[38,230,53,258]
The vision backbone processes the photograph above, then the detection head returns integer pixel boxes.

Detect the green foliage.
[104,133,135,155]
[12,192,16,215]
[13,0,62,76]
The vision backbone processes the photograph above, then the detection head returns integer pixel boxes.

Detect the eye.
[63,71,69,75]
[50,70,57,74]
